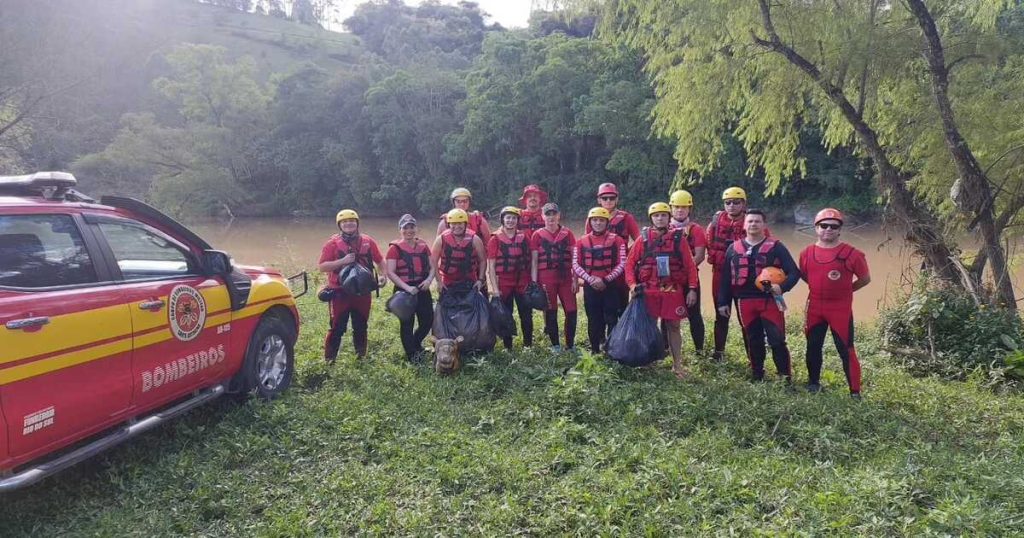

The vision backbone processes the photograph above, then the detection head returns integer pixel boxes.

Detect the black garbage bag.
[522,281,549,310]
[432,281,496,353]
[317,286,336,302]
[489,296,517,339]
[606,293,665,367]
[340,263,377,296]
[386,291,417,322]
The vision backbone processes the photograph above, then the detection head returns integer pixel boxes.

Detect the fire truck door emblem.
[168,285,207,341]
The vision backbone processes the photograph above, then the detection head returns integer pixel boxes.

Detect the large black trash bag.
[522,282,549,310]
[340,263,377,296]
[432,281,496,353]
[606,292,665,367]
[386,291,417,322]
[489,296,517,339]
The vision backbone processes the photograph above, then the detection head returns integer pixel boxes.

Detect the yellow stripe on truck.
[2,304,132,366]
[0,337,132,385]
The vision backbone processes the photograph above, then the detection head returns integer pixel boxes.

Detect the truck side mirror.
[203,250,233,276]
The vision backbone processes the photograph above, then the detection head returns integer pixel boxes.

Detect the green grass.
[3,292,1024,535]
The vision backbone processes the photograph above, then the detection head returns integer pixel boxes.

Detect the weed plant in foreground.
[2,294,1024,535]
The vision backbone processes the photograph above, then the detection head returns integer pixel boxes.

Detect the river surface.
[191,217,930,321]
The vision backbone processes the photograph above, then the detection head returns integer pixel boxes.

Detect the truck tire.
[239,314,295,400]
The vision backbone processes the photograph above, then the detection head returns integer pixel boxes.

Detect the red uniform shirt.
[670,219,707,266]
[799,243,869,304]
[319,233,383,288]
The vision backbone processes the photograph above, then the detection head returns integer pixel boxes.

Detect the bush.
[878,277,1024,380]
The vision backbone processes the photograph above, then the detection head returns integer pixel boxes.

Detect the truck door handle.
[5,317,51,330]
[139,300,166,311]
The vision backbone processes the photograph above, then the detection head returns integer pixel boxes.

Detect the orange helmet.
[597,183,619,197]
[755,267,786,291]
[814,208,844,225]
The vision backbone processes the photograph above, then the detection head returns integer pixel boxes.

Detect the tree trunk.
[906,0,1016,307]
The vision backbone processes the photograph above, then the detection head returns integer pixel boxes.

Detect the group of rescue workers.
[318,183,870,397]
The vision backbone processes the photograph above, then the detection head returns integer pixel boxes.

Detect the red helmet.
[755,267,787,291]
[814,208,844,225]
[518,184,549,206]
[597,183,619,197]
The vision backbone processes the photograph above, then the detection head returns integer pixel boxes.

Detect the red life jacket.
[439,230,479,283]
[518,209,544,233]
[670,219,701,252]
[607,209,630,238]
[535,226,573,275]
[637,227,689,286]
[440,211,487,235]
[492,231,530,278]
[578,232,621,279]
[332,233,375,269]
[804,243,858,303]
[730,238,779,287]
[389,239,431,284]
[707,210,746,267]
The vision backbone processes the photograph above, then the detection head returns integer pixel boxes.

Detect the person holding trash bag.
[573,207,627,353]
[385,214,436,362]
[517,184,547,234]
[625,202,699,378]
[318,209,387,362]
[432,208,488,291]
[668,189,707,353]
[531,203,578,352]
[799,208,870,398]
[436,187,491,238]
[717,209,800,382]
[487,206,533,349]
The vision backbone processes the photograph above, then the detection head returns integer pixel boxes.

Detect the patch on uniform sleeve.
[169,285,207,342]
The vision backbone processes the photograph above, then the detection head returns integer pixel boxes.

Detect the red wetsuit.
[799,242,870,394]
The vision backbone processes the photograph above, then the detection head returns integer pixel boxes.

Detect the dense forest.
[0,0,871,220]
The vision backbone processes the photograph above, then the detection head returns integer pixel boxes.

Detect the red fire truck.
[0,172,305,491]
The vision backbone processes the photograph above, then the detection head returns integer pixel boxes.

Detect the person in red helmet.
[799,208,871,398]
[319,209,387,362]
[716,209,799,382]
[531,203,578,352]
[436,187,491,238]
[625,202,699,378]
[586,183,641,243]
[517,184,547,234]
[487,206,534,349]
[573,207,627,353]
[706,186,770,361]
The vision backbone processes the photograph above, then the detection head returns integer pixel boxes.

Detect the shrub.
[878,276,1024,380]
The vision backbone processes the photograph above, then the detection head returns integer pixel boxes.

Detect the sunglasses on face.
[817,223,841,230]
[724,200,744,206]
[599,196,617,201]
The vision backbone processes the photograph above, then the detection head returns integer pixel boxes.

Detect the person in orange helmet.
[799,208,871,398]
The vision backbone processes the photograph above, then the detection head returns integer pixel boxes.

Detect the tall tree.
[604,0,1024,306]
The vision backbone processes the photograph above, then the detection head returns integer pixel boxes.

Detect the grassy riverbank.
[3,294,1024,535]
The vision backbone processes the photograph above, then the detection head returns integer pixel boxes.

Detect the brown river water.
[191,217,952,321]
